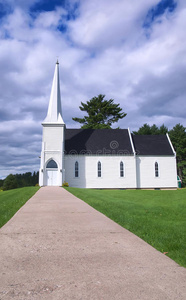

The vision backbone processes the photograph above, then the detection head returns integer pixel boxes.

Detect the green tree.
[3,174,18,191]
[0,179,4,188]
[159,124,169,135]
[169,124,186,186]
[133,123,168,135]
[2,171,39,190]
[133,124,152,135]
[72,94,127,129]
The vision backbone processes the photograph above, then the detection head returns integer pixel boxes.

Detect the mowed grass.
[66,188,186,267]
[0,186,40,228]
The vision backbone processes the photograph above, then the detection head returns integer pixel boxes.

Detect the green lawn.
[66,188,186,267]
[0,186,39,228]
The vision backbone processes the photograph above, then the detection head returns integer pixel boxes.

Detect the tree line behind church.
[0,172,39,191]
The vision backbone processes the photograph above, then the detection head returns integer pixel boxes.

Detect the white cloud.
[34,7,67,28]
[68,0,159,49]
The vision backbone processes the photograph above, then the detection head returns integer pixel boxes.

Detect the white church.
[39,62,177,189]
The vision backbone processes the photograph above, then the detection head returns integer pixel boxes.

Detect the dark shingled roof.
[65,129,133,155]
[64,129,174,156]
[132,134,174,156]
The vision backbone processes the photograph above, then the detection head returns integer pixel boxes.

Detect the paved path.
[0,187,185,300]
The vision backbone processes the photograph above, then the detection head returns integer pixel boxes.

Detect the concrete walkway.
[0,187,185,300]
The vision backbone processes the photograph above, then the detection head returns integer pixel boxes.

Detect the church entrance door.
[46,159,58,186]
[46,170,58,186]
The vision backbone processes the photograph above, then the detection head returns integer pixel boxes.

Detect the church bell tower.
[39,61,65,186]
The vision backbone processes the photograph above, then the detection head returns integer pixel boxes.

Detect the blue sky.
[144,0,177,27]
[31,0,67,12]
[0,0,186,179]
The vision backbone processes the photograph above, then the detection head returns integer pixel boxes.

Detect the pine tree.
[72,94,126,129]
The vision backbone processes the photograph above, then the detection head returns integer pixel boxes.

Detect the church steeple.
[43,61,64,124]
[39,61,65,186]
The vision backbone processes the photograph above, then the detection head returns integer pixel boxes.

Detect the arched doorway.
[46,159,58,186]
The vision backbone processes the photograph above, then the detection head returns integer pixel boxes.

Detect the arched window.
[46,159,58,169]
[120,161,124,177]
[75,161,79,177]
[155,162,159,177]
[98,161,101,177]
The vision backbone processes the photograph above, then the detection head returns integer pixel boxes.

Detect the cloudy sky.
[0,0,186,179]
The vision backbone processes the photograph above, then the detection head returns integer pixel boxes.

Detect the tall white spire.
[43,60,64,124]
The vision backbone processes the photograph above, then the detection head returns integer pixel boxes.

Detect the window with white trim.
[75,161,79,177]
[98,161,101,177]
[155,162,159,177]
[120,161,124,177]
